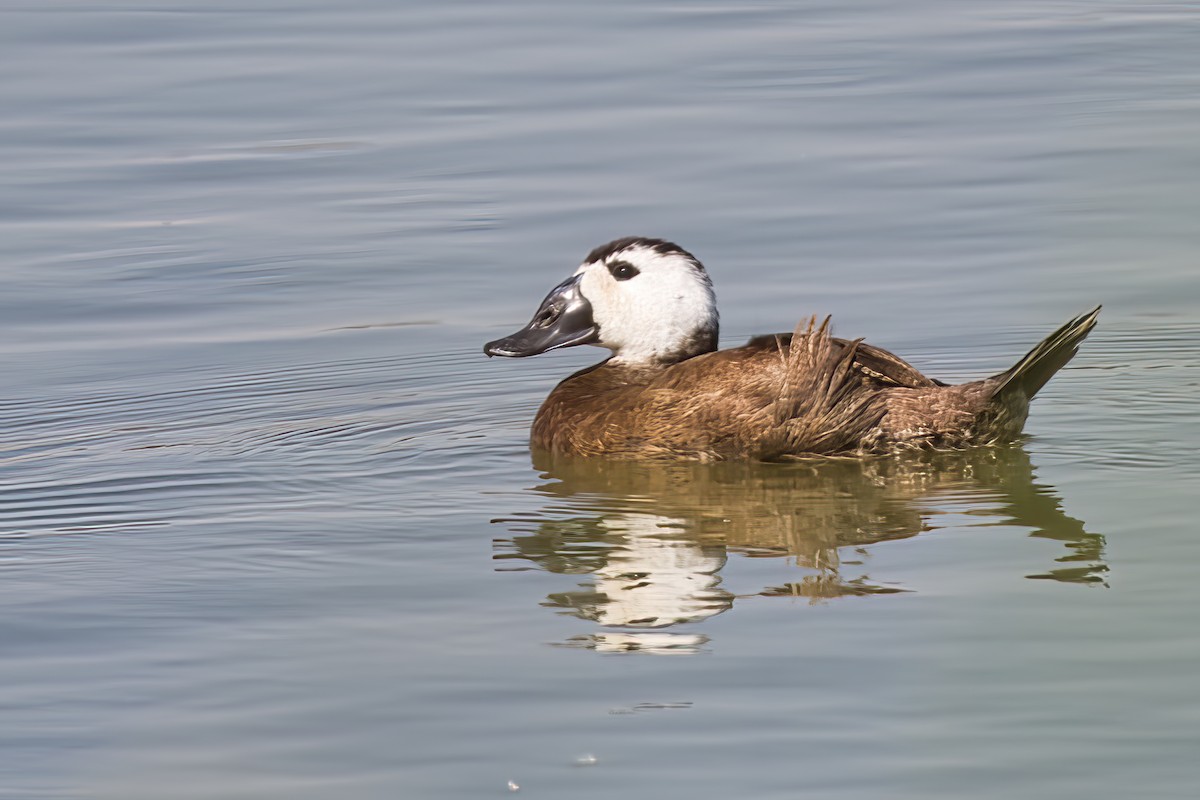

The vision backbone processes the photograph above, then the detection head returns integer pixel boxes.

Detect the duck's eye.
[607,260,640,281]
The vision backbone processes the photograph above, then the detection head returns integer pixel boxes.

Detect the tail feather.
[992,306,1101,402]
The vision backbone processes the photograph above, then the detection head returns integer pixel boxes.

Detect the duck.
[484,236,1100,461]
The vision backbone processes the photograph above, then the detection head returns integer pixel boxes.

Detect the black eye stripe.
[607,260,640,281]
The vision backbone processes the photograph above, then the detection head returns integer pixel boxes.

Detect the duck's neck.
[609,325,719,367]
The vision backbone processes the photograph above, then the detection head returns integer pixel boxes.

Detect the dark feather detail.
[751,317,889,460]
[747,333,944,389]
[585,236,695,265]
[992,306,1101,401]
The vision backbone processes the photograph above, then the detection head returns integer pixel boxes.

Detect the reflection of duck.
[485,237,1100,460]
[493,446,1106,648]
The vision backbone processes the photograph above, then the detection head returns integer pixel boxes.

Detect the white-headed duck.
[485,237,1099,461]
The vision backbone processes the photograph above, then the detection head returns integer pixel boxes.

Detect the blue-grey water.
[3,2,1199,798]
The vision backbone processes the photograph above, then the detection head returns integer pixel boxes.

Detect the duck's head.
[484,237,719,365]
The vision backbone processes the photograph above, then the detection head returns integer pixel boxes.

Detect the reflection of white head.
[587,631,710,655]
[591,512,731,628]
[574,237,719,365]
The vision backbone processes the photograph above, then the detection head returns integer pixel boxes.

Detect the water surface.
[2,2,1199,798]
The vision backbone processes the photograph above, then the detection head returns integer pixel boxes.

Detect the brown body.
[532,318,1065,461]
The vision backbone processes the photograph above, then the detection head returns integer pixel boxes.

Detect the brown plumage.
[485,237,1100,462]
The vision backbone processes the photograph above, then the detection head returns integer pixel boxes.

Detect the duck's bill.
[484,275,599,358]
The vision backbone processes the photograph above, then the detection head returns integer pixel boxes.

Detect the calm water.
[3,1,1199,798]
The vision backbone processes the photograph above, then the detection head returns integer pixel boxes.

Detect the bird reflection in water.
[492,446,1106,654]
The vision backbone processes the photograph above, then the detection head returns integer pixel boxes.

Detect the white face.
[573,239,719,364]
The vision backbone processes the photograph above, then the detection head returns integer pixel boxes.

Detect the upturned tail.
[991,306,1101,404]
